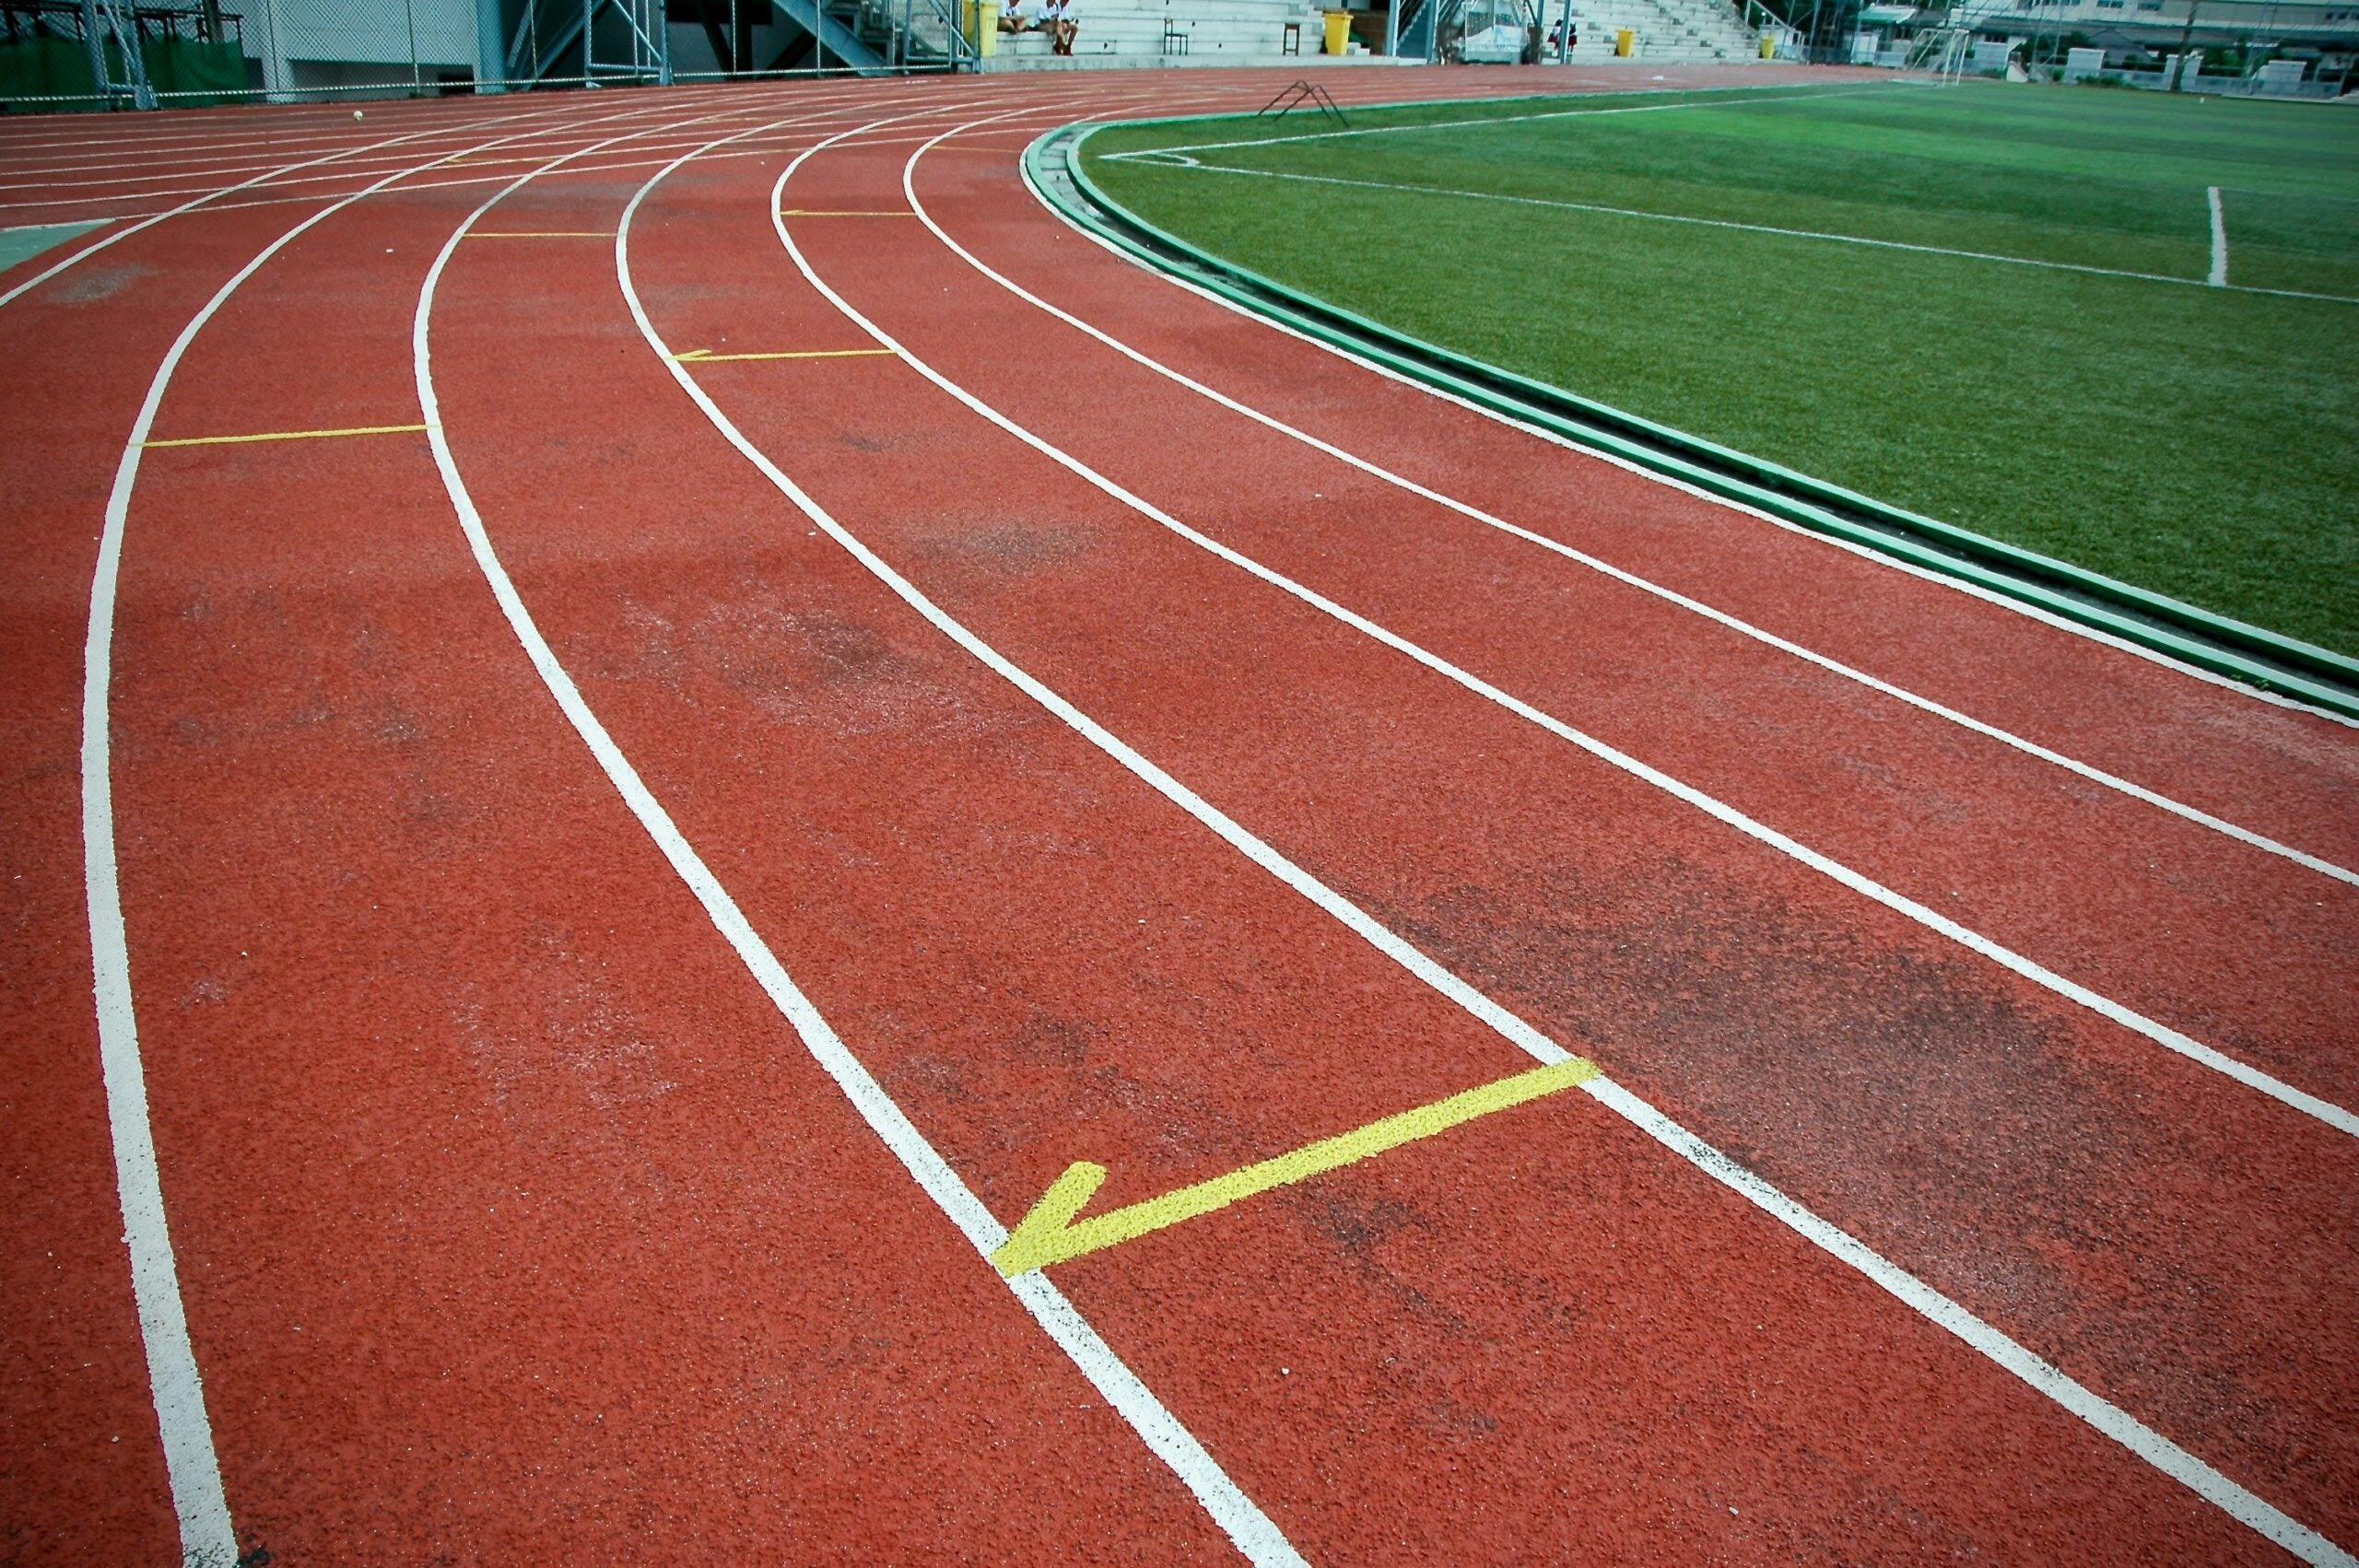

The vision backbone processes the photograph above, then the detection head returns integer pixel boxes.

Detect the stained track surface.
[3,69,2353,1567]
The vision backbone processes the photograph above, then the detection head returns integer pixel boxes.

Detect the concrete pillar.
[477,0,509,88]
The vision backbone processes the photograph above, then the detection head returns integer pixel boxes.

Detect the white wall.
[245,0,482,88]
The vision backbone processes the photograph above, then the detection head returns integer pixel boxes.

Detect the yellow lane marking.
[466,230,616,238]
[991,1055,1601,1278]
[671,346,898,364]
[778,209,918,217]
[143,422,430,449]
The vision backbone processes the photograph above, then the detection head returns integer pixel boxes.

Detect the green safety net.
[0,33,251,111]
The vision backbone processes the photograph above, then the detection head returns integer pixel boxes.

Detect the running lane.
[0,91,774,1562]
[639,107,2359,1548]
[82,80,1266,1564]
[423,82,2329,1559]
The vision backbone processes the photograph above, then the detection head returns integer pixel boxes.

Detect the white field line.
[0,120,1170,232]
[0,109,836,215]
[415,88,1309,1568]
[1023,158,2359,737]
[0,144,897,230]
[77,91,714,1568]
[806,122,2359,1141]
[0,123,476,177]
[2209,185,2231,287]
[0,99,562,162]
[1098,81,1910,160]
[906,138,2358,889]
[0,101,766,183]
[1143,159,2359,308]
[0,101,584,310]
[776,107,2347,1568]
[0,102,1080,192]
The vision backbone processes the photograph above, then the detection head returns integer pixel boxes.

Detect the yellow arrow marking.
[671,346,898,364]
[991,1055,1600,1278]
[143,422,430,449]
[778,209,918,217]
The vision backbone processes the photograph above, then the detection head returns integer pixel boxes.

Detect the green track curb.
[1024,113,2359,721]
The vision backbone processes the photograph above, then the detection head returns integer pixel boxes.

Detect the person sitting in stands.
[1043,0,1079,53]
[999,0,1025,30]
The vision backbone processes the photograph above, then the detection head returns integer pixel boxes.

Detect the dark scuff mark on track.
[1327,849,2308,1435]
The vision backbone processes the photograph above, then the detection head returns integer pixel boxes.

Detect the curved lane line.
[78,90,751,1568]
[412,87,1311,1568]
[783,115,2359,1141]
[903,132,2357,887]
[735,102,2350,1565]
[0,99,593,311]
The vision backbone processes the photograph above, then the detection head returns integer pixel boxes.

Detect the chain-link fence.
[0,0,977,113]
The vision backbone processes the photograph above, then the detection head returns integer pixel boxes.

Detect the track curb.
[1024,112,2359,720]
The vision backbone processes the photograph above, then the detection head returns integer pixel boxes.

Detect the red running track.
[2,67,2353,1567]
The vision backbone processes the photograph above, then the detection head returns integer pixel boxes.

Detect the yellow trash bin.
[964,0,999,53]
[1758,32,1776,57]
[1614,27,1635,54]
[1322,9,1353,53]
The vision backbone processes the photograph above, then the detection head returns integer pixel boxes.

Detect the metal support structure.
[579,0,673,85]
[79,0,158,109]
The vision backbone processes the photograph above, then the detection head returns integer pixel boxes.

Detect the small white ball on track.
[353,110,364,119]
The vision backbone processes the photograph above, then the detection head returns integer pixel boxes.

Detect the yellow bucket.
[1614,27,1635,54]
[1758,32,1776,57]
[1322,10,1353,53]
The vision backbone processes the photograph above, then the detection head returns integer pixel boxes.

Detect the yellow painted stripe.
[778,209,918,217]
[991,1055,1600,1277]
[467,230,616,239]
[672,346,897,364]
[142,422,430,450]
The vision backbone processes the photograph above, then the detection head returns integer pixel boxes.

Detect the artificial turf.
[0,219,102,274]
[1084,82,2359,656]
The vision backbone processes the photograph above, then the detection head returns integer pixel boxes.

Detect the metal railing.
[1,0,978,112]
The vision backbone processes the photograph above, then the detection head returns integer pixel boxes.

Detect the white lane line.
[1026,156,2359,736]
[1143,160,2356,307]
[906,135,2358,889]
[0,111,863,213]
[1099,82,1907,160]
[744,106,2351,1568]
[77,91,711,1568]
[0,106,1169,231]
[417,90,1309,1568]
[1584,1079,2355,1568]
[0,100,587,310]
[800,124,2359,1141]
[2209,185,2230,287]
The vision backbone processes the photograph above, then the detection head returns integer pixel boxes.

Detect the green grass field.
[1084,83,2359,655]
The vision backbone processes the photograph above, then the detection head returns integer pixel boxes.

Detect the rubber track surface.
[2,67,2352,1566]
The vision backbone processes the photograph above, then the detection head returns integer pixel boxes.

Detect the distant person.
[1043,0,1079,53]
[998,0,1025,31]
